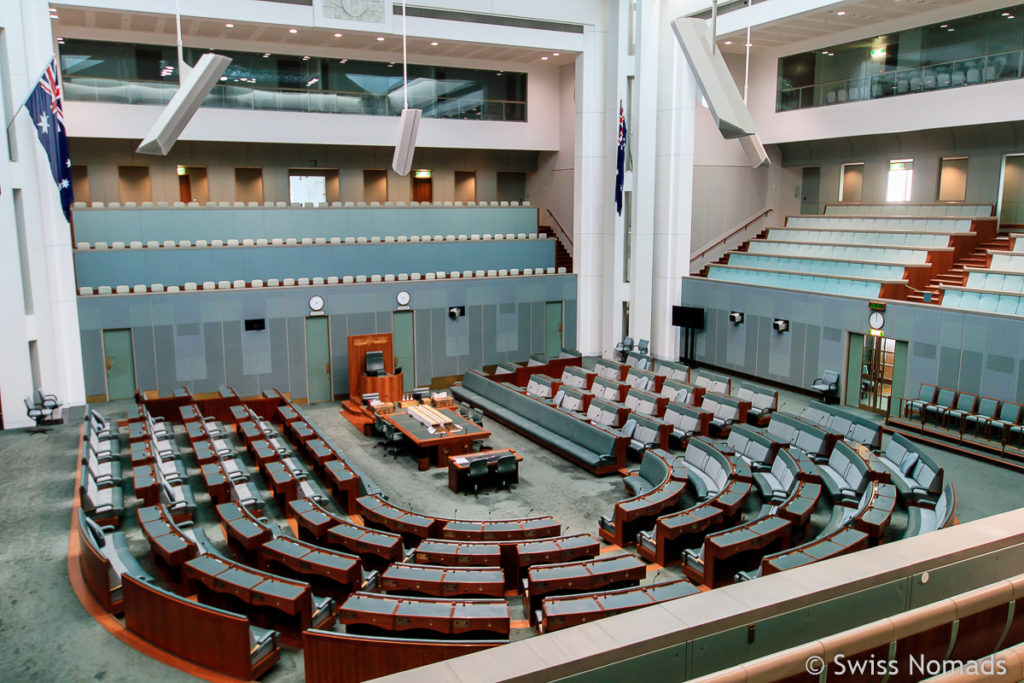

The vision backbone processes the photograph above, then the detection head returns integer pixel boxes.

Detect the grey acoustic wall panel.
[76,275,577,399]
[678,277,1024,405]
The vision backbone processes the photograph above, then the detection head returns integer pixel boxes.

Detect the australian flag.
[615,100,626,216]
[25,58,73,221]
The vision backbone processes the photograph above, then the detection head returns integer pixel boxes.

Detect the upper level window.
[887,160,913,202]
[777,4,1024,112]
[59,39,528,122]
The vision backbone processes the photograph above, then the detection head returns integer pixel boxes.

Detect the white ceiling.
[50,6,577,67]
[715,0,1008,53]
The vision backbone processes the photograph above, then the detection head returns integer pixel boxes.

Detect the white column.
[573,18,614,357]
[650,0,697,361]
[0,0,86,428]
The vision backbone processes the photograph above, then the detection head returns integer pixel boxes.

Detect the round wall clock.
[309,295,325,312]
[396,290,411,306]
[868,311,884,330]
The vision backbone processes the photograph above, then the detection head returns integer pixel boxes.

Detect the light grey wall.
[69,139,540,206]
[680,277,1024,405]
[777,121,1024,210]
[78,275,578,400]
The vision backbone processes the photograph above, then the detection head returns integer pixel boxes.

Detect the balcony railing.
[63,76,527,122]
[777,49,1024,112]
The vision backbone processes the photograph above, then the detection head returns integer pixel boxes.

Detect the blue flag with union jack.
[615,100,626,216]
[24,58,73,221]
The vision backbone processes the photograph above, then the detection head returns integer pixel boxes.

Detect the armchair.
[811,371,840,404]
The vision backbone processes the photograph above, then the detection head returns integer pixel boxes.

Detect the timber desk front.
[340,591,511,637]
[380,407,490,469]
[448,448,522,492]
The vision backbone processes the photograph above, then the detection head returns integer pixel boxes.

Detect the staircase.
[538,225,573,272]
[907,234,1014,304]
[696,227,770,277]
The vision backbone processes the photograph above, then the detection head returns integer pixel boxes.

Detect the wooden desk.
[448,448,522,492]
[540,579,699,634]
[132,464,159,505]
[356,495,437,545]
[304,439,337,469]
[229,404,250,424]
[339,592,509,637]
[381,563,505,598]
[412,540,503,568]
[200,462,231,504]
[696,515,792,588]
[599,478,687,547]
[440,517,560,542]
[381,408,490,468]
[637,502,724,566]
[274,404,300,424]
[184,554,329,636]
[512,535,601,587]
[261,536,362,601]
[853,482,897,540]
[217,502,274,565]
[524,553,647,623]
[179,404,201,423]
[322,460,359,513]
[138,505,195,569]
[286,420,316,447]
[761,527,869,576]
[237,420,264,447]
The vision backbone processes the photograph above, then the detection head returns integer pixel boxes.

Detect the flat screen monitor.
[672,306,704,329]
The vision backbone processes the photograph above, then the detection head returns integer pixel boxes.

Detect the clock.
[308,295,325,312]
[396,290,411,307]
[868,311,884,330]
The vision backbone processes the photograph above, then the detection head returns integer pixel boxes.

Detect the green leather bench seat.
[453,370,621,474]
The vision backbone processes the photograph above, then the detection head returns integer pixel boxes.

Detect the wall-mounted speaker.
[392,108,422,176]
[773,319,790,333]
[729,311,744,325]
[136,53,232,156]
[448,306,466,320]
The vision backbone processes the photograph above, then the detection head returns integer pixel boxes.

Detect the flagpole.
[5,56,58,132]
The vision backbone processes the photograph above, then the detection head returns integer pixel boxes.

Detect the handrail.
[545,209,573,249]
[691,207,772,264]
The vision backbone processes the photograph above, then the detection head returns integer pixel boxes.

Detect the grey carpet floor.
[2,368,1023,681]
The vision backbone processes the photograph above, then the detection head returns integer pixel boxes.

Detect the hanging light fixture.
[392,0,422,176]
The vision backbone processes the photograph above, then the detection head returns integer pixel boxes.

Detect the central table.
[381,408,491,469]
[448,448,522,492]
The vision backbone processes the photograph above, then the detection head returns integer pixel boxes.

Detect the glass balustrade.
[60,38,527,122]
[777,5,1024,112]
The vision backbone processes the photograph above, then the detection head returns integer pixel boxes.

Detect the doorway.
[847,333,907,415]
[544,302,563,358]
[235,167,264,204]
[392,311,416,392]
[412,177,433,203]
[800,167,820,215]
[998,153,1024,230]
[176,166,208,203]
[305,317,332,403]
[363,170,388,203]
[839,163,864,203]
[454,171,476,203]
[118,166,152,204]
[102,329,136,400]
[497,171,526,203]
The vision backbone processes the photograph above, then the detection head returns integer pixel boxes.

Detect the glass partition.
[59,39,528,122]
[777,5,1024,111]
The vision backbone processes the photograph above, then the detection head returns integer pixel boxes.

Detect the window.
[839,162,864,202]
[289,175,327,205]
[886,159,913,202]
[938,157,968,201]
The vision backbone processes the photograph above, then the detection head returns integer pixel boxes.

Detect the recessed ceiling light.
[334,32,342,37]
[225,23,234,28]
[541,56,548,60]
[262,53,270,58]
[745,42,752,47]
[376,36,385,41]
[339,59,348,64]
[552,52,560,56]
[50,14,58,19]
[219,76,227,81]
[724,40,733,45]
[948,27,955,31]
[430,41,438,46]
[302,56,310,61]
[288,28,298,34]
[836,10,846,16]
[940,24,948,28]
